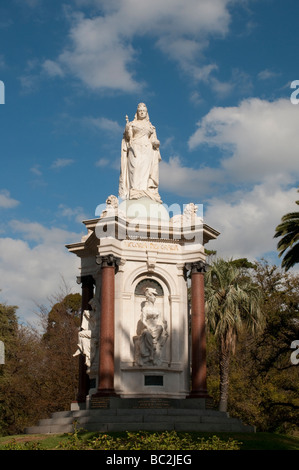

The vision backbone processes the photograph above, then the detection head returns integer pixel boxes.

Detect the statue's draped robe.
[119,120,161,202]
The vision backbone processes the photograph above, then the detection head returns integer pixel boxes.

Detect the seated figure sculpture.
[134,287,168,366]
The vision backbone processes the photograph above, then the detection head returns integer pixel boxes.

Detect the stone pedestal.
[66,198,219,404]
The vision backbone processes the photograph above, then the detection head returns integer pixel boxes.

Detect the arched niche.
[134,278,164,297]
[132,274,170,366]
[123,264,177,298]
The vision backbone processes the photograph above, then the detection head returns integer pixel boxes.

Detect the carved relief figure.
[119,103,162,203]
[100,194,125,219]
[134,287,168,366]
[171,202,202,227]
[73,296,99,370]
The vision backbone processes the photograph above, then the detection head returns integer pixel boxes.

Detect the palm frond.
[280,243,299,271]
[205,259,263,349]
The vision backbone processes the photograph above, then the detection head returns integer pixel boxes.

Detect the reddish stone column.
[76,275,94,403]
[189,261,209,398]
[94,255,119,397]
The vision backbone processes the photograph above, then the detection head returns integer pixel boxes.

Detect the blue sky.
[0,0,298,324]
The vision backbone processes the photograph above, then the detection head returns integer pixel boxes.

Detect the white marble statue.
[134,287,168,366]
[171,202,202,227]
[119,103,162,203]
[73,296,99,369]
[100,194,125,219]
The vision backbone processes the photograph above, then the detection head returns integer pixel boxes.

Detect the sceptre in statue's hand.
[125,114,134,155]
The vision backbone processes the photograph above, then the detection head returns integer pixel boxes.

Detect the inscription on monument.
[90,397,110,409]
[134,398,171,409]
[124,240,180,251]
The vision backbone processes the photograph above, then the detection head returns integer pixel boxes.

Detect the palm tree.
[274,190,299,271]
[205,258,263,412]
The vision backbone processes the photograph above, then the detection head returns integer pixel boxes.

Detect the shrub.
[57,430,241,451]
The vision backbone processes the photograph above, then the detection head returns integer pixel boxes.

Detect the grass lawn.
[0,431,298,450]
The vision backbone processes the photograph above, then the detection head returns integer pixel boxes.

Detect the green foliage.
[204,258,264,412]
[230,258,256,270]
[205,258,263,342]
[4,438,42,450]
[43,292,81,341]
[274,189,299,271]
[0,303,18,355]
[0,292,81,436]
[219,260,299,432]
[56,430,241,451]
[1,431,299,450]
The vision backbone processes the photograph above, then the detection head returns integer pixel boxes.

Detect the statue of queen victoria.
[119,103,162,203]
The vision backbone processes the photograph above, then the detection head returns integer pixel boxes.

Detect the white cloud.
[258,69,280,80]
[9,219,80,246]
[0,221,82,324]
[51,158,74,169]
[0,190,19,209]
[42,0,232,92]
[58,204,88,223]
[160,97,299,266]
[83,116,122,134]
[160,156,223,198]
[42,59,64,78]
[188,98,299,185]
[95,158,110,167]
[30,165,42,176]
[204,182,298,262]
[162,98,299,201]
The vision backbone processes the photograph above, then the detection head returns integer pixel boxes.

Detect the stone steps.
[25,408,255,434]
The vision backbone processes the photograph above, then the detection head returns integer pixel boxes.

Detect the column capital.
[185,260,207,274]
[96,254,121,271]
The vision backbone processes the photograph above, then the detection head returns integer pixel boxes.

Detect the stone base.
[70,401,86,411]
[90,397,207,410]
[25,398,255,434]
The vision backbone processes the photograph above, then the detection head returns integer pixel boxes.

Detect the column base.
[92,389,119,398]
[188,390,211,399]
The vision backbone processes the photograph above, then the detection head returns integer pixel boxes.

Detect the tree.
[205,258,263,412]
[0,302,18,350]
[40,293,82,412]
[248,260,299,432]
[274,189,299,271]
[0,302,46,435]
[0,291,82,435]
[211,260,299,433]
[0,302,19,434]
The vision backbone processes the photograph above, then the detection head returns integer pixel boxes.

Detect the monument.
[26,103,255,433]
[66,102,220,404]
